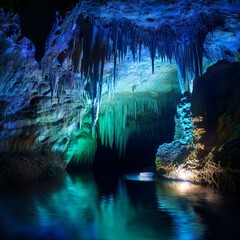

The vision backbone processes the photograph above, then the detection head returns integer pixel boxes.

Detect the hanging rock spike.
[43,4,224,123]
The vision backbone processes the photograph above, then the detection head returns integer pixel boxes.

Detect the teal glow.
[64,109,97,165]
[98,92,171,157]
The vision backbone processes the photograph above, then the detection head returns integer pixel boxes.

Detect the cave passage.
[93,100,176,173]
[0,0,240,191]
[93,137,162,173]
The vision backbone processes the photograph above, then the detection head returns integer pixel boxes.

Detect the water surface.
[0,172,239,239]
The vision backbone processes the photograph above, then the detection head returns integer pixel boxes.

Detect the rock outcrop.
[156,61,240,190]
[0,11,90,181]
[192,60,240,189]
[156,92,193,164]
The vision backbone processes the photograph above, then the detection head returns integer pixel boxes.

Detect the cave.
[0,0,240,239]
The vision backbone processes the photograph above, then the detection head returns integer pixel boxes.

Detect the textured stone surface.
[192,60,240,174]
[156,93,193,163]
[156,61,240,190]
[0,11,87,176]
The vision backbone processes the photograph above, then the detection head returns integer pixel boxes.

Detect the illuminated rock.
[156,92,193,165]
[156,60,240,190]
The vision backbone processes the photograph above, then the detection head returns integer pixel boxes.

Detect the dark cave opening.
[92,138,161,173]
[92,105,176,173]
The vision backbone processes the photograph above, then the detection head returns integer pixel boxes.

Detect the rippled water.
[0,172,239,240]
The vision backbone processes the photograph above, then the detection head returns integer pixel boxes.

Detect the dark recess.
[93,106,176,173]
[0,0,78,60]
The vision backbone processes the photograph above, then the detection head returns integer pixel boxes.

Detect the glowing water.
[0,173,239,240]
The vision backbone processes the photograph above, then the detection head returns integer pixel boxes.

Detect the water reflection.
[156,181,207,240]
[0,173,239,239]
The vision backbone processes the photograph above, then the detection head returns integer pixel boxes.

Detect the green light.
[64,109,97,166]
[98,92,172,157]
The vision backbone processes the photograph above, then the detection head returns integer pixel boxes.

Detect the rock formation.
[156,61,240,190]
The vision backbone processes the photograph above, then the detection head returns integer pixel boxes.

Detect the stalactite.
[43,4,223,123]
[98,93,168,157]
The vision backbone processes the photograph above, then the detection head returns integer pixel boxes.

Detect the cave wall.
[0,0,240,184]
[156,61,240,190]
[0,11,89,181]
[192,60,240,168]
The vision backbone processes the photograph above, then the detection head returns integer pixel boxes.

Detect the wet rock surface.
[156,61,240,190]
[192,60,240,189]
[156,93,193,164]
[0,11,86,176]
